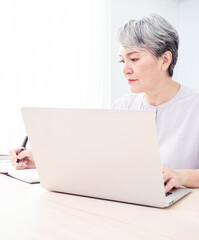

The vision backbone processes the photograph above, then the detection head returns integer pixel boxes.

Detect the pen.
[16,136,28,164]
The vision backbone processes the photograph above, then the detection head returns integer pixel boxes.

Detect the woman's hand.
[9,148,36,169]
[162,166,186,193]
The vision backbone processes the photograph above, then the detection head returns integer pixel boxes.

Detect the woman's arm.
[163,167,199,192]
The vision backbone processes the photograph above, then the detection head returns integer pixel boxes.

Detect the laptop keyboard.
[165,191,172,197]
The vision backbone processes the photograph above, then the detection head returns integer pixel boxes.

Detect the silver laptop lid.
[22,107,167,207]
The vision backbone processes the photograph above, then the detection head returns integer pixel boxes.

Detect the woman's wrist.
[175,169,188,187]
[175,169,199,188]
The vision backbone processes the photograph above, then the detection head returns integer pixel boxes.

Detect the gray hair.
[117,14,179,77]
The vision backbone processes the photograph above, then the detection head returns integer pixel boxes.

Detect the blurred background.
[0,0,198,153]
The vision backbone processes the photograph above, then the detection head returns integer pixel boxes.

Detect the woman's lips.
[128,79,137,82]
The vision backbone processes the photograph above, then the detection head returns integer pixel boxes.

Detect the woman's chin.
[129,86,143,93]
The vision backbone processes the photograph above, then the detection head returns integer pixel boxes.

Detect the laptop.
[21,107,191,208]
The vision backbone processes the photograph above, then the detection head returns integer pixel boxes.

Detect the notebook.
[8,167,40,183]
[21,107,191,208]
[0,159,39,183]
[0,160,13,174]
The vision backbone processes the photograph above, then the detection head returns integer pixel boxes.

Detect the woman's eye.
[119,60,124,63]
[131,58,139,62]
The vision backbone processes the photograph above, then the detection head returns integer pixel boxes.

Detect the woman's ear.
[161,51,172,72]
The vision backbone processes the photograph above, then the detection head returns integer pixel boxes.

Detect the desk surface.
[0,174,199,240]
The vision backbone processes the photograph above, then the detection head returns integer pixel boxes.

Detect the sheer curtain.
[0,0,111,153]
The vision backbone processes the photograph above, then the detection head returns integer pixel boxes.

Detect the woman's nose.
[123,62,133,77]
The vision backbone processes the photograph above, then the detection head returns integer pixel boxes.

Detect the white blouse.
[113,85,199,170]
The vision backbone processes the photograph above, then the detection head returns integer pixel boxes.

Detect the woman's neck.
[145,79,180,107]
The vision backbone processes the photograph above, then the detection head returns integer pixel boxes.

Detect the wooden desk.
[0,174,199,240]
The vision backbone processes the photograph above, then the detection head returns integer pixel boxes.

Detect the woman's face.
[119,47,165,94]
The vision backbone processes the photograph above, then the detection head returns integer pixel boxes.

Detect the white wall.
[178,0,199,91]
[0,0,111,153]
[110,0,180,103]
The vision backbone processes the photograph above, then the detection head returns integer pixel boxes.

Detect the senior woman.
[113,13,199,192]
[10,14,199,193]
